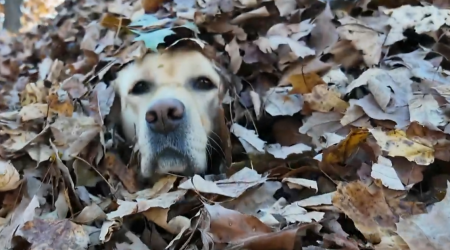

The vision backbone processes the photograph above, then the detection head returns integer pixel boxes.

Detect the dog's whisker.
[209,130,223,143]
[207,135,226,157]
[205,143,213,158]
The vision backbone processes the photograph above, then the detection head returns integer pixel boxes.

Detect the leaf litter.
[1,0,450,249]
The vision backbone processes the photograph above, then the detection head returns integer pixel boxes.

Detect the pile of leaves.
[1,0,450,249]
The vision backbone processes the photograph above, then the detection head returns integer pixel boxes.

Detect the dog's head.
[112,49,228,180]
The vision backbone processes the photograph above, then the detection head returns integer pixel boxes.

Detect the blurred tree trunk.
[3,0,24,33]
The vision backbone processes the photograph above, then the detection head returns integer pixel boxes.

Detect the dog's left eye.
[193,77,215,90]
[131,80,150,95]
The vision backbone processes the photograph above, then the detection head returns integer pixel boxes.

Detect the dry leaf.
[369,128,434,165]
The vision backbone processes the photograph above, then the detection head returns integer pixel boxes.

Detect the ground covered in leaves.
[1,0,450,249]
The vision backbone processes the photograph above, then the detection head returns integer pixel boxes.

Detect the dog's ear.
[211,64,239,172]
[217,105,232,172]
[104,91,122,130]
[214,64,242,101]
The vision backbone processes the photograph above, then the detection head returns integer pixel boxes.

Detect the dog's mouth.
[152,147,194,176]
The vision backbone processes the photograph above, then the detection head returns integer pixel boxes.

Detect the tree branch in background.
[4,0,24,33]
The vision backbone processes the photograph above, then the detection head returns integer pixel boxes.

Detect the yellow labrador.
[112,49,229,181]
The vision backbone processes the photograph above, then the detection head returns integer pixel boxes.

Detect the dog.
[111,48,231,183]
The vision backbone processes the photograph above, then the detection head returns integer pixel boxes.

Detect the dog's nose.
[146,98,185,133]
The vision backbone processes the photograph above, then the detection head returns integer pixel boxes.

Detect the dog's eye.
[131,81,150,95]
[193,77,215,90]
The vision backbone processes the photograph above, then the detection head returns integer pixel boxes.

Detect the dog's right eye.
[130,81,150,95]
[193,77,215,90]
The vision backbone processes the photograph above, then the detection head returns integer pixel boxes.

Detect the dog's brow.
[190,75,218,85]
[128,80,154,94]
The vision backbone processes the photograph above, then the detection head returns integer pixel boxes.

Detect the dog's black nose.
[146,98,185,133]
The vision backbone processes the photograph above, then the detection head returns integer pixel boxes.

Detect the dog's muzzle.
[144,97,194,175]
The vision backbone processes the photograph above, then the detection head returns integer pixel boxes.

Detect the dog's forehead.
[115,50,221,93]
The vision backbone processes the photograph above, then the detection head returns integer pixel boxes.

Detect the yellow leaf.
[323,128,369,164]
[288,72,325,95]
[20,81,48,106]
[303,84,349,113]
[100,13,131,31]
[47,87,74,117]
[142,0,166,13]
[369,128,434,165]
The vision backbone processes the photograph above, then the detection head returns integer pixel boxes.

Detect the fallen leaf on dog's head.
[134,29,175,51]
[369,128,434,165]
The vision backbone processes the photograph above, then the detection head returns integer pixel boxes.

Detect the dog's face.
[113,49,225,179]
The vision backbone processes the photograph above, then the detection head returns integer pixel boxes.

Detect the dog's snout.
[146,98,185,133]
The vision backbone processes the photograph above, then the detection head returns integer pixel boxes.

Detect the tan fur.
[112,50,224,178]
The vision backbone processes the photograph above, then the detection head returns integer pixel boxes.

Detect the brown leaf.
[303,84,349,113]
[204,203,272,243]
[47,86,74,117]
[100,13,131,31]
[17,218,89,250]
[142,0,166,13]
[288,72,326,95]
[322,128,369,165]
[332,180,425,244]
[101,152,140,193]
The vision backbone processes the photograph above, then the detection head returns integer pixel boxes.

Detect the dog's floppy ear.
[214,63,242,102]
[212,64,240,173]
